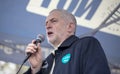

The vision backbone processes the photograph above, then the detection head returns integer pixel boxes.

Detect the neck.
[53,41,62,49]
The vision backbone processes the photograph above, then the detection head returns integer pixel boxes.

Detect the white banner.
[26,0,120,36]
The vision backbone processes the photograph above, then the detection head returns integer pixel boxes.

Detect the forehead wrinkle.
[51,10,75,24]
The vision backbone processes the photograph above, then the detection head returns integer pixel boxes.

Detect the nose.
[46,21,52,29]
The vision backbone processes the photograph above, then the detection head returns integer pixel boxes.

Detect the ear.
[67,23,75,34]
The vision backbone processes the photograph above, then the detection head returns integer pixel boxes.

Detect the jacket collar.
[58,35,79,49]
[53,35,79,56]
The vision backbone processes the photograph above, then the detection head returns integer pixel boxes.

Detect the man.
[24,9,110,74]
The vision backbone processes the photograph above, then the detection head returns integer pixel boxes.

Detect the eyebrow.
[46,18,57,23]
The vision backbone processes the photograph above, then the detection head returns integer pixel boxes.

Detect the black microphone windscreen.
[37,34,45,43]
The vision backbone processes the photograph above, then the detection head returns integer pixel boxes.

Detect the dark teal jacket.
[24,35,110,74]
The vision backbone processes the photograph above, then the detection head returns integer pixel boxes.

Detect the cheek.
[54,23,67,35]
[56,26,64,32]
[58,27,67,36]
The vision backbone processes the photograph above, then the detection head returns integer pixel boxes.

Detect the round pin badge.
[62,53,71,64]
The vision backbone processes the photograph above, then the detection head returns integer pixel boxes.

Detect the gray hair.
[50,9,77,34]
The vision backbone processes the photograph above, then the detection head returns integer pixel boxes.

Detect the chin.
[48,37,54,42]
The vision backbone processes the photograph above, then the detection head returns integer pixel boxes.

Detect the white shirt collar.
[52,42,62,55]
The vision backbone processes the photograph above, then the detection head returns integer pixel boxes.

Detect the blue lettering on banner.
[74,0,102,20]
[39,0,102,20]
[57,0,67,9]
[41,0,51,8]
[67,0,79,12]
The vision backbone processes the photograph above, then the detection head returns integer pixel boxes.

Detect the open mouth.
[47,32,53,36]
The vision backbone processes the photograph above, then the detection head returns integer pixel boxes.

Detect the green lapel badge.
[62,53,71,64]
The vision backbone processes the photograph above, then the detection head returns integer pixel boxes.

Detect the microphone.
[34,34,45,45]
[26,34,45,61]
[16,34,45,74]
